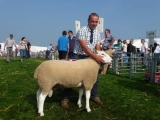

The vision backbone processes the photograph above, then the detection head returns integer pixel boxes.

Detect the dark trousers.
[58,51,67,60]
[68,52,74,59]
[46,50,50,59]
[26,50,30,58]
[62,53,99,100]
[141,53,144,65]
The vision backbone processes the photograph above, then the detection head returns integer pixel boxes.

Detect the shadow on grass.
[116,79,160,97]
[24,88,81,112]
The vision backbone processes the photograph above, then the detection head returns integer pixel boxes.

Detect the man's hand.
[94,55,104,64]
[107,45,111,49]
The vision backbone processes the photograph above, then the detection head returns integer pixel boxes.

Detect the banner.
[96,18,104,33]
[75,21,80,33]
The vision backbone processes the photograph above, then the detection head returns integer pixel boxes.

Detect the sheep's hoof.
[40,112,44,116]
[86,108,91,112]
[78,104,82,108]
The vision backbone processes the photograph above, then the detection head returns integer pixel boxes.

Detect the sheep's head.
[96,50,112,64]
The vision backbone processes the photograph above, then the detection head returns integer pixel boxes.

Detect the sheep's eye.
[102,53,106,57]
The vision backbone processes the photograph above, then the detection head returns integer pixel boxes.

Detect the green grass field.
[0,57,160,120]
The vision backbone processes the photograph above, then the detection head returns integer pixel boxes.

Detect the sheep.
[34,50,113,116]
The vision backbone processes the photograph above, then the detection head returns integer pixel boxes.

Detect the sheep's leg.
[85,90,91,112]
[48,89,53,97]
[77,88,83,108]
[38,93,47,116]
[37,88,41,109]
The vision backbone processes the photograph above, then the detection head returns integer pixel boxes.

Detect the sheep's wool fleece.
[34,58,100,94]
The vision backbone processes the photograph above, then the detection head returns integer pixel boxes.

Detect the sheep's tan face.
[97,51,112,64]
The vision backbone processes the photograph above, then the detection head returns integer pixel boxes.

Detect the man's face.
[141,40,144,44]
[68,32,73,37]
[105,30,109,36]
[10,36,13,39]
[88,15,99,30]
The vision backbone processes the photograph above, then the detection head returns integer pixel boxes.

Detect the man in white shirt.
[153,40,160,53]
[4,34,17,63]
[45,44,54,59]
[141,39,148,68]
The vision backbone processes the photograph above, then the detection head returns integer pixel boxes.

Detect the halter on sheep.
[35,50,112,116]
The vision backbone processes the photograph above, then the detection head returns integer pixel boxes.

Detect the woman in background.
[18,37,28,62]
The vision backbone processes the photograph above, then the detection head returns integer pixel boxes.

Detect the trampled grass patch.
[0,57,160,120]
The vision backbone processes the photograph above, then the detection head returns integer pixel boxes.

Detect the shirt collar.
[87,26,96,33]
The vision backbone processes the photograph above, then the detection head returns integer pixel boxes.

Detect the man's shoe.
[91,97,103,105]
[61,99,69,109]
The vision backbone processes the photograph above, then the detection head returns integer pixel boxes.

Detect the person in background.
[68,30,76,59]
[26,39,31,58]
[127,39,136,53]
[114,39,123,51]
[100,29,115,75]
[18,37,28,62]
[15,48,18,57]
[4,34,17,63]
[126,39,136,67]
[140,39,148,69]
[57,31,69,60]
[152,40,160,53]
[153,40,160,71]
[46,44,54,59]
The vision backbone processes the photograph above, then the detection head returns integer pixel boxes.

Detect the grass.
[0,57,160,120]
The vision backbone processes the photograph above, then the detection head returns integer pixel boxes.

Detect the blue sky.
[0,0,160,46]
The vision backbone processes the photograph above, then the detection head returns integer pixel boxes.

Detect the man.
[68,30,76,59]
[57,31,69,60]
[4,34,17,63]
[26,39,31,58]
[141,39,148,69]
[46,44,54,59]
[100,29,115,75]
[61,13,105,109]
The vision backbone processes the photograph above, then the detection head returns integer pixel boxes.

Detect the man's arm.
[4,39,7,50]
[95,43,101,51]
[79,40,104,64]
[67,43,69,53]
[108,37,116,48]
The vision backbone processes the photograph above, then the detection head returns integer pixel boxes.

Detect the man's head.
[118,39,122,44]
[68,30,73,37]
[62,31,67,36]
[10,34,13,39]
[88,13,99,30]
[141,39,145,44]
[105,29,110,36]
[130,39,134,44]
